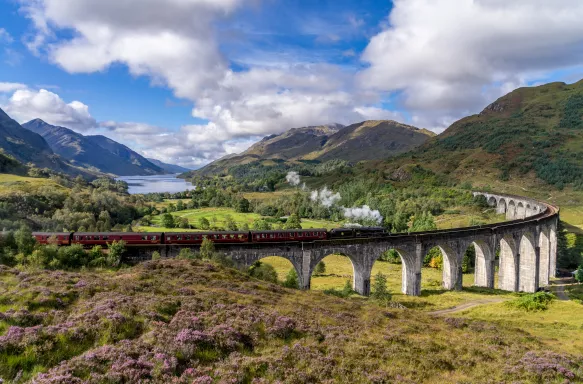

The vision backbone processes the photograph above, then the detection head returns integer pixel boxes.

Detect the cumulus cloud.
[16,0,391,164]
[3,88,97,130]
[358,0,583,130]
[0,28,13,44]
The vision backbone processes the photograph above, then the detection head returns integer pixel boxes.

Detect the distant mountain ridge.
[23,119,165,176]
[147,158,191,173]
[188,120,434,176]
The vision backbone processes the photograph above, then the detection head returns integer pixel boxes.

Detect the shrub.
[107,240,126,267]
[282,268,299,289]
[248,261,278,283]
[323,280,355,298]
[379,249,401,264]
[314,261,326,275]
[371,272,391,303]
[178,248,196,260]
[506,292,555,312]
[200,238,215,259]
[575,265,583,283]
[151,251,161,261]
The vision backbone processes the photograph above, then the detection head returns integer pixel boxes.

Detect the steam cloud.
[310,187,341,208]
[286,171,301,186]
[343,205,383,225]
[285,171,383,225]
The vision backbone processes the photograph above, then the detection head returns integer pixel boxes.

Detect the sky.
[1,0,583,169]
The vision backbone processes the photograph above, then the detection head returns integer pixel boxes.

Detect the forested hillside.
[387,80,583,189]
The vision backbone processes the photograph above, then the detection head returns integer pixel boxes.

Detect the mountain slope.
[147,158,191,173]
[0,109,96,177]
[189,121,432,177]
[23,119,165,176]
[378,79,583,190]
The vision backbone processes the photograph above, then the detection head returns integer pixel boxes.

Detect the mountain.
[0,108,96,177]
[147,158,191,173]
[189,121,433,176]
[377,79,583,190]
[23,119,165,176]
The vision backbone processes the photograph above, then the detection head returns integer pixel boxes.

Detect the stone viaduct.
[126,192,559,297]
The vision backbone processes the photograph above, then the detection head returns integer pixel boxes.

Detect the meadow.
[1,259,582,383]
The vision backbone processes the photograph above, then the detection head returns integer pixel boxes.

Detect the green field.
[145,206,340,231]
[0,173,68,196]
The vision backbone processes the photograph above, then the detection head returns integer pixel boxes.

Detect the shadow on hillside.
[419,286,511,297]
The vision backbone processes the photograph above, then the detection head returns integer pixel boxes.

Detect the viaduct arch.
[126,192,559,297]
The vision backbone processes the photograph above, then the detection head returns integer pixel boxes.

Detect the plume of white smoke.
[311,187,341,208]
[286,170,383,224]
[286,171,301,186]
[343,205,383,225]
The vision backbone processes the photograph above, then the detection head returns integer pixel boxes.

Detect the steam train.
[31,227,389,247]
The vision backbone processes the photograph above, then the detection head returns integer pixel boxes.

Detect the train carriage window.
[186,235,191,241]
[103,236,109,241]
[142,236,147,241]
[151,236,157,241]
[167,236,171,241]
[75,236,79,240]
[178,236,183,241]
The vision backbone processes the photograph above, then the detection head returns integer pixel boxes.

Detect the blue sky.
[1,0,583,167]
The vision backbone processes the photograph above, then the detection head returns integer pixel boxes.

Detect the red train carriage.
[72,232,162,246]
[32,232,72,246]
[165,231,249,245]
[251,229,327,243]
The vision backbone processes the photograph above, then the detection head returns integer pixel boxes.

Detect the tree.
[107,240,126,267]
[371,272,391,303]
[409,211,437,232]
[283,268,299,289]
[198,217,210,230]
[575,265,583,283]
[248,261,278,283]
[200,237,215,259]
[176,200,185,211]
[252,219,272,230]
[15,225,36,256]
[225,215,238,231]
[379,249,401,264]
[89,245,103,262]
[314,261,326,275]
[178,217,190,229]
[284,214,302,229]
[161,213,175,228]
[237,197,250,213]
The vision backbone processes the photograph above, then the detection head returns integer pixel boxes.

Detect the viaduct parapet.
[125,192,559,297]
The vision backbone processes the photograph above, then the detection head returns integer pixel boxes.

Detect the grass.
[145,206,340,231]
[260,254,514,311]
[0,173,68,196]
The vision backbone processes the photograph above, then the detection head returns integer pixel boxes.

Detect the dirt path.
[429,297,508,315]
[549,278,572,301]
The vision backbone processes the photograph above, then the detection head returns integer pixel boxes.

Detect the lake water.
[117,174,195,194]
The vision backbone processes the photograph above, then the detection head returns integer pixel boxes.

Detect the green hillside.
[392,80,583,189]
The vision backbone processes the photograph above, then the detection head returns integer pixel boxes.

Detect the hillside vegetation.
[1,259,582,383]
[386,80,583,190]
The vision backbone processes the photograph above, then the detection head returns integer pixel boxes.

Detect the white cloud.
[0,82,27,93]
[2,88,97,130]
[17,0,390,165]
[0,28,14,44]
[358,0,583,130]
